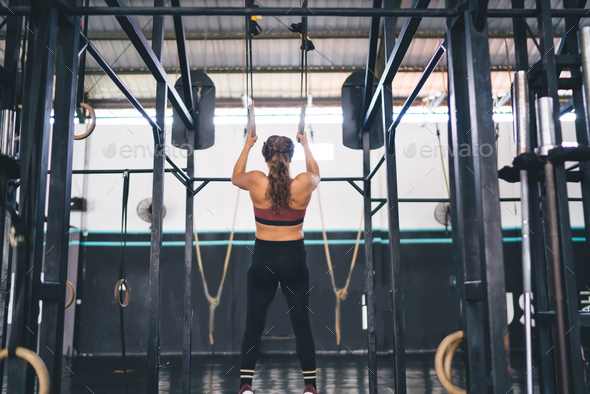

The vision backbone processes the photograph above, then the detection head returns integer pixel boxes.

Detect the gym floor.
[57,353,534,394]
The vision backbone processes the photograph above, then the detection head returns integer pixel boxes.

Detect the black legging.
[240,238,317,389]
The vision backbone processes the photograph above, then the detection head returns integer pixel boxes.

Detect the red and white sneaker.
[239,383,254,394]
[303,384,318,394]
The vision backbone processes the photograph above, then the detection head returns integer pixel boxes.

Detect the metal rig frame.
[0,1,589,393]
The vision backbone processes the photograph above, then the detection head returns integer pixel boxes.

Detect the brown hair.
[262,135,295,215]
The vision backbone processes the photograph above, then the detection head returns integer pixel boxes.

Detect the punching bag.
[172,70,215,150]
[341,71,384,150]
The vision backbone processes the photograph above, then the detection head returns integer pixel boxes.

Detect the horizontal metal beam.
[62,6,590,18]
[81,64,537,76]
[104,0,194,130]
[65,6,457,17]
[83,66,361,76]
[0,6,28,14]
[87,96,344,109]
[14,32,553,42]
[1,6,589,18]
[79,32,373,41]
[88,95,459,109]
[363,0,432,129]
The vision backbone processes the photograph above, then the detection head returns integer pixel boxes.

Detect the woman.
[231,132,321,394]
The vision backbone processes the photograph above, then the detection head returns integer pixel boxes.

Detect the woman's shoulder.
[249,170,267,178]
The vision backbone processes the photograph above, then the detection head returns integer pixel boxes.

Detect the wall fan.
[434,202,451,231]
[137,198,167,224]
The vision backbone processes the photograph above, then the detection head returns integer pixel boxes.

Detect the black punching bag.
[172,70,215,150]
[341,71,384,150]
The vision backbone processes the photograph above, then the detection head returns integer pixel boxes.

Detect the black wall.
[73,228,590,356]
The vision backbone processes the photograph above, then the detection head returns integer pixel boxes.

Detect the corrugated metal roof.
[83,68,524,103]
[1,0,586,104]
[86,0,373,36]
[84,37,368,71]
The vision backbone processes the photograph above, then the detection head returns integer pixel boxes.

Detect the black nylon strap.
[119,171,130,394]
[245,0,255,106]
[299,2,308,106]
[119,171,129,280]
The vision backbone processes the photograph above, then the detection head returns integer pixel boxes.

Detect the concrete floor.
[57,353,534,394]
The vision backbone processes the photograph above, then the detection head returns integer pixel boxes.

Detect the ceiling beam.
[0,31,555,41]
[82,65,519,76]
[84,95,575,110]
[87,95,449,109]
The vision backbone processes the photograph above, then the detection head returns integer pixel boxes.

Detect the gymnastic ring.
[114,279,131,309]
[64,281,75,309]
[0,347,50,394]
[74,102,96,141]
[434,330,466,394]
[444,336,463,384]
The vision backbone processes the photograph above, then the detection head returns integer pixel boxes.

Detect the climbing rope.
[193,188,240,346]
[318,188,363,346]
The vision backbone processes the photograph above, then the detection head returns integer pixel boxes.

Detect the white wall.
[67,117,585,233]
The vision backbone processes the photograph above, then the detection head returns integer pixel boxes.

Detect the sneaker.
[239,383,254,394]
[303,384,318,394]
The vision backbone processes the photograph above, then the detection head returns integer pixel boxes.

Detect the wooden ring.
[65,281,75,309]
[434,330,466,394]
[0,347,50,394]
[444,336,463,384]
[114,279,131,309]
[74,102,96,141]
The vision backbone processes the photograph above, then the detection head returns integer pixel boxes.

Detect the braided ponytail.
[262,135,295,215]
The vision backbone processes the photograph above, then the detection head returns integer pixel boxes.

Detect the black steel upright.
[563,0,590,275]
[362,130,378,394]
[511,1,557,393]
[536,0,585,392]
[182,117,195,394]
[445,0,511,392]
[381,0,406,393]
[170,1,196,392]
[362,6,381,392]
[38,2,81,393]
[146,1,167,392]
[0,1,22,391]
[8,1,58,393]
[0,0,22,110]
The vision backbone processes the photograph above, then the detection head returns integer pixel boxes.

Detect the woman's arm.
[231,132,261,190]
[295,131,320,190]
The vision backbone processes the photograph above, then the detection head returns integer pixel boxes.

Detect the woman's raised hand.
[296,131,308,147]
[245,130,258,148]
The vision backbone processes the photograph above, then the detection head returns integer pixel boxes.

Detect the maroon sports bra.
[253,179,306,226]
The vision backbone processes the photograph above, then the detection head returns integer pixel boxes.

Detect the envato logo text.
[103,142,194,159]
[402,142,494,159]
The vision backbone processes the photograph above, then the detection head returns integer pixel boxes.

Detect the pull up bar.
[59,7,590,18]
